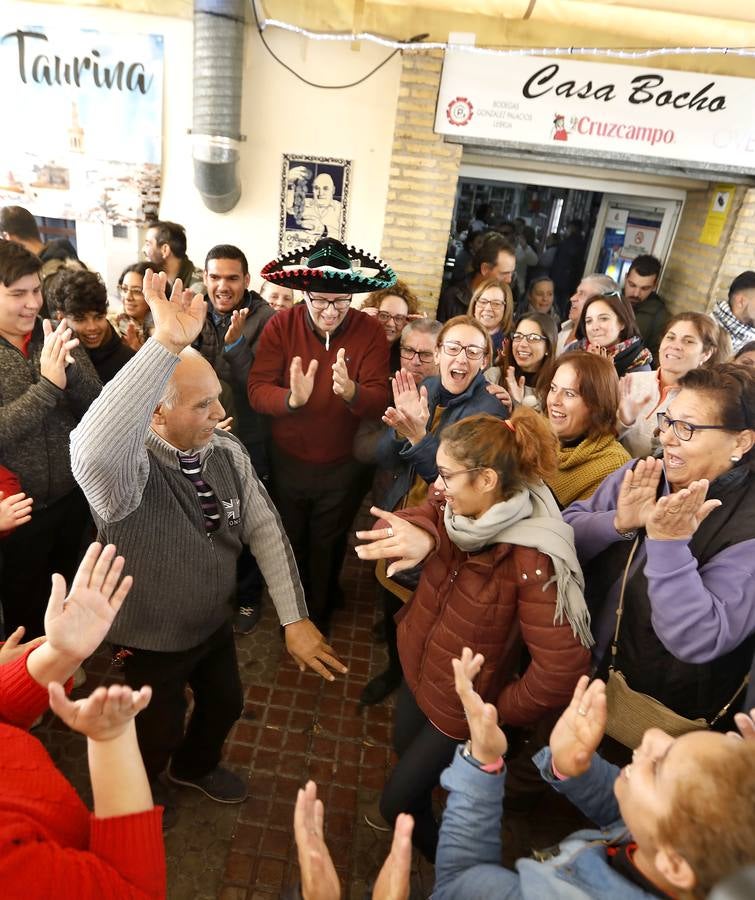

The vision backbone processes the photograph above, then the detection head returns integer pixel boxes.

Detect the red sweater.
[0,465,22,537]
[0,648,166,898]
[248,305,390,464]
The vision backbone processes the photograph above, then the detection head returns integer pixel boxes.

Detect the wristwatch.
[461,740,505,774]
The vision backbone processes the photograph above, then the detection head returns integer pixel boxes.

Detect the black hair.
[45,268,107,318]
[0,238,42,287]
[204,244,249,276]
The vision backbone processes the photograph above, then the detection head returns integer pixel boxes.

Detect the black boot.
[359,667,402,706]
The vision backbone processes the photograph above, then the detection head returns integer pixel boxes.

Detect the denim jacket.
[375,372,508,511]
[433,746,657,900]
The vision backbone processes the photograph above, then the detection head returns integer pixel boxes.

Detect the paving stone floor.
[33,510,585,899]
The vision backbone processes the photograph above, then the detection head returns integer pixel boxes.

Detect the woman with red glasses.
[360,280,421,371]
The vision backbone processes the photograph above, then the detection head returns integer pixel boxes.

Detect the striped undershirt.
[178,452,220,532]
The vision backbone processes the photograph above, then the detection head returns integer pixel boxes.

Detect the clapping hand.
[294,780,414,900]
[548,676,607,778]
[645,478,721,541]
[618,375,655,427]
[123,321,144,352]
[504,366,526,407]
[332,348,356,402]
[452,647,507,763]
[355,506,434,578]
[613,457,663,533]
[44,542,133,663]
[0,490,33,531]
[144,268,206,355]
[0,626,45,666]
[732,708,755,742]
[224,307,250,345]
[485,381,513,411]
[382,369,430,445]
[49,682,152,743]
[289,356,318,409]
[40,319,79,389]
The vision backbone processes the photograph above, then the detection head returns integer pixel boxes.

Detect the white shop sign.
[435,51,755,173]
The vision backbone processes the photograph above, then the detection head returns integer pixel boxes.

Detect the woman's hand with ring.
[355,507,434,577]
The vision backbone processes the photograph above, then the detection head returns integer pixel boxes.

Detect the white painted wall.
[4,2,401,296]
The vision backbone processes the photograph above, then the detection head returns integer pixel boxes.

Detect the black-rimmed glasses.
[400,346,435,363]
[656,412,731,442]
[437,466,484,489]
[511,332,547,344]
[307,294,352,311]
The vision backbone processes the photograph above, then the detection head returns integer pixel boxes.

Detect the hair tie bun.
[504,419,516,432]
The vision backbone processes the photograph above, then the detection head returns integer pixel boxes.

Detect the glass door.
[585,195,683,284]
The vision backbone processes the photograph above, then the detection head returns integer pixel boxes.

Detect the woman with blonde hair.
[358,408,591,862]
[467,277,513,364]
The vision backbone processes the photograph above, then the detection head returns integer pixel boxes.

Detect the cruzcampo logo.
[446,96,473,127]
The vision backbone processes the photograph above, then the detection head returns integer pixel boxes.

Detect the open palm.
[143,268,207,353]
[549,676,607,777]
[44,543,133,661]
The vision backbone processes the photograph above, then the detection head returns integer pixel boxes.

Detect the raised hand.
[355,506,434,578]
[618,375,654,427]
[40,318,79,389]
[294,781,342,900]
[452,647,507,763]
[44,542,133,662]
[485,381,513,410]
[144,268,206,354]
[733,708,755,742]
[285,619,348,682]
[49,682,152,742]
[123,321,144,352]
[331,347,356,402]
[0,490,33,531]
[224,307,249,345]
[504,366,526,407]
[372,813,414,900]
[289,356,318,409]
[549,676,607,778]
[217,416,234,432]
[382,369,430,445]
[613,457,663,533]
[0,626,45,666]
[645,479,721,541]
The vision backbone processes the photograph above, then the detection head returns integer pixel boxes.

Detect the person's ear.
[477,467,499,496]
[160,243,170,262]
[655,846,696,894]
[152,404,167,427]
[480,262,491,278]
[244,271,251,290]
[203,270,209,288]
[732,428,755,461]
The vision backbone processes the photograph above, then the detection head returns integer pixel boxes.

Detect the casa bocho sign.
[435,51,755,174]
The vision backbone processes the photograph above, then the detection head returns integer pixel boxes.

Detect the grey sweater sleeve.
[70,339,179,523]
[228,439,309,626]
[0,378,64,450]
[64,343,103,416]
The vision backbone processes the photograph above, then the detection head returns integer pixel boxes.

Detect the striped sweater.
[70,338,307,652]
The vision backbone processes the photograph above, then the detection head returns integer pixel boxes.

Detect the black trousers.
[120,620,244,782]
[270,451,367,627]
[379,681,458,863]
[0,488,90,639]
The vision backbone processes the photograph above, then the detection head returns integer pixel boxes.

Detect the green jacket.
[631,291,668,362]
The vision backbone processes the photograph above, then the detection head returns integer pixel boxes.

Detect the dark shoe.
[233,604,261,635]
[167,765,248,803]
[150,779,178,831]
[359,669,401,706]
[371,619,387,643]
[363,797,391,833]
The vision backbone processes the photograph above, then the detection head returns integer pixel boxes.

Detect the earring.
[731,455,741,463]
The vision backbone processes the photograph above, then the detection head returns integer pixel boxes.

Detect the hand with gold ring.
[354,506,434,578]
[548,675,607,779]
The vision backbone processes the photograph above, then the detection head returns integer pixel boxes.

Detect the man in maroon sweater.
[249,237,394,631]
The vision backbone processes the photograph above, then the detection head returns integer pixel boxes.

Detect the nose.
[211,399,225,421]
[432,473,446,492]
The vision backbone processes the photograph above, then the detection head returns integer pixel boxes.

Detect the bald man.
[71,272,344,812]
[300,172,343,236]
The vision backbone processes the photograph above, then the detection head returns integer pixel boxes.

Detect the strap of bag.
[609,536,639,670]
[609,536,750,726]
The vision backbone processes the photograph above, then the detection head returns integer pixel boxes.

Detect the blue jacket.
[434,746,656,899]
[375,372,508,511]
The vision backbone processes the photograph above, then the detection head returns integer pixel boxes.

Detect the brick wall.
[662,185,747,314]
[380,51,462,314]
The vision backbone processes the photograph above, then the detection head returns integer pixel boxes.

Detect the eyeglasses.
[120,286,144,297]
[378,311,408,327]
[476,299,504,310]
[440,340,486,361]
[602,290,622,299]
[308,294,352,311]
[400,346,435,363]
[511,332,547,344]
[656,412,731,442]
[438,467,484,490]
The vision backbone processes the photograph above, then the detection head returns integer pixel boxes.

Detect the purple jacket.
[563,461,755,671]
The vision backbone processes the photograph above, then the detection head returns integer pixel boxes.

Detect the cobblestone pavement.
[33,519,435,900]
[34,512,585,898]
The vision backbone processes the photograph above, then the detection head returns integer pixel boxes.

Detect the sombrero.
[261,235,396,294]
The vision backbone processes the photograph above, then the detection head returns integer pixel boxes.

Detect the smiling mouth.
[448,367,468,382]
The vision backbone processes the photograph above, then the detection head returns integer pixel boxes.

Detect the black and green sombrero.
[261,235,396,294]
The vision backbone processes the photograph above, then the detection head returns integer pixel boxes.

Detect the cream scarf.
[443,481,593,648]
